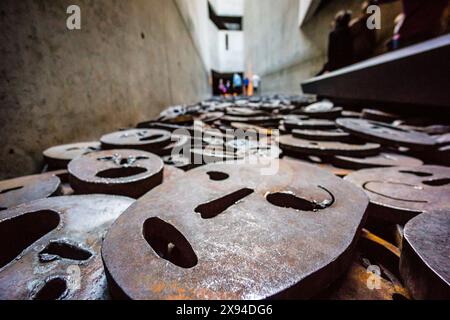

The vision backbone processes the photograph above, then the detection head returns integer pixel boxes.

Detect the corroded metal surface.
[0,195,134,300]
[336,118,437,150]
[279,135,381,157]
[0,174,61,211]
[400,211,450,300]
[102,160,369,300]
[362,109,400,123]
[163,165,185,182]
[68,149,163,198]
[345,165,450,224]
[43,142,101,169]
[292,129,352,142]
[332,153,423,169]
[283,119,336,131]
[100,129,172,152]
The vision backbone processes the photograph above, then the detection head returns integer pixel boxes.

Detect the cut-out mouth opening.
[32,277,68,300]
[371,122,407,132]
[399,170,433,177]
[96,167,147,179]
[0,207,7,211]
[143,217,198,269]
[266,187,334,212]
[39,241,92,262]
[0,210,60,269]
[0,186,24,194]
[207,171,229,181]
[422,178,450,186]
[139,134,164,142]
[195,188,254,219]
[66,147,81,151]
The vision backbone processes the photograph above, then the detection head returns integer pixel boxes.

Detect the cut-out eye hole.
[0,210,60,269]
[143,217,197,269]
[371,123,407,132]
[400,171,433,177]
[195,188,254,219]
[135,156,150,161]
[32,277,68,300]
[66,147,81,151]
[97,156,115,162]
[119,159,129,166]
[422,178,450,187]
[96,167,147,179]
[207,171,229,181]
[0,207,6,211]
[39,241,92,262]
[0,186,24,194]
[140,134,164,142]
[266,187,334,212]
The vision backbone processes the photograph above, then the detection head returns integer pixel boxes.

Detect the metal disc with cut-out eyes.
[336,118,437,150]
[400,211,450,300]
[345,165,450,224]
[43,142,101,169]
[0,195,134,300]
[102,160,369,300]
[0,174,61,211]
[294,101,342,119]
[279,135,381,157]
[100,129,172,152]
[68,150,163,198]
[332,153,423,170]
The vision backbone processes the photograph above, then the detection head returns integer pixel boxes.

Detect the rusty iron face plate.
[0,174,61,211]
[0,195,134,300]
[68,149,163,198]
[292,129,352,142]
[102,159,369,300]
[345,165,450,224]
[225,107,268,118]
[279,135,381,157]
[400,211,450,300]
[336,118,437,150]
[332,153,423,170]
[220,115,281,126]
[43,142,101,170]
[283,155,354,177]
[282,119,337,131]
[295,101,342,119]
[100,129,172,151]
[362,109,400,123]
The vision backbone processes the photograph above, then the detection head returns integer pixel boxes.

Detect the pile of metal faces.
[0,94,449,300]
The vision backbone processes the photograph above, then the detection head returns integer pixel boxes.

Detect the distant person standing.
[233,73,243,95]
[371,0,449,49]
[350,1,377,63]
[226,80,231,95]
[244,77,250,96]
[218,79,226,96]
[252,74,261,95]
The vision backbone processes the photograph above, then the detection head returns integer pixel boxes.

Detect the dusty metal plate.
[400,211,450,300]
[283,155,354,177]
[163,165,185,182]
[336,118,437,150]
[68,149,163,198]
[282,119,336,131]
[102,160,369,300]
[345,165,450,224]
[332,153,423,170]
[362,109,400,123]
[279,135,381,157]
[100,129,172,151]
[43,142,101,170]
[0,174,61,211]
[292,129,352,142]
[0,195,134,300]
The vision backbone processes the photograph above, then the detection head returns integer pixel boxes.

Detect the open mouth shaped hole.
[0,186,24,194]
[96,167,147,179]
[0,210,60,269]
[140,134,164,142]
[207,171,229,181]
[143,217,197,269]
[266,187,334,211]
[195,188,254,219]
[66,147,81,151]
[400,170,433,177]
[39,241,92,262]
[422,178,450,186]
[32,277,68,300]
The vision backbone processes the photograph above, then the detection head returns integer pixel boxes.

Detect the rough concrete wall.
[244,0,401,94]
[0,0,209,179]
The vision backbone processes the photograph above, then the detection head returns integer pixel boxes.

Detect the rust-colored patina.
[102,160,369,300]
[100,129,172,152]
[0,174,61,211]
[345,165,450,224]
[336,118,437,150]
[400,211,450,300]
[279,135,380,157]
[43,142,101,169]
[0,195,134,300]
[68,149,163,198]
[332,153,423,170]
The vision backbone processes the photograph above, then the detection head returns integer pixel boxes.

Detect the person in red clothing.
[371,0,449,49]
